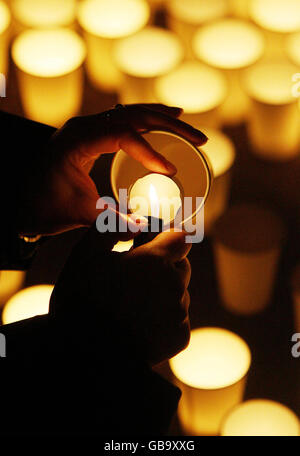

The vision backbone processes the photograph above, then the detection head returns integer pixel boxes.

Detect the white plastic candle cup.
[0,1,10,76]
[2,284,53,324]
[111,130,212,233]
[212,204,286,315]
[113,26,184,104]
[200,127,236,234]
[249,0,300,58]
[0,270,25,308]
[221,399,300,436]
[154,61,228,129]
[193,19,265,125]
[169,327,251,436]
[77,0,149,92]
[243,59,300,161]
[166,0,229,58]
[291,263,300,332]
[12,28,86,127]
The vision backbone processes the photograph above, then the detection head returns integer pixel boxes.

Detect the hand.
[50,225,192,366]
[17,104,207,236]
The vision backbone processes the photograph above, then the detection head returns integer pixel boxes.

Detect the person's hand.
[50,225,192,365]
[17,104,207,236]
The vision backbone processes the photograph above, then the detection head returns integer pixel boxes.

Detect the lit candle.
[221,399,300,436]
[286,30,300,67]
[113,26,184,104]
[291,263,300,332]
[200,127,236,234]
[77,0,149,92]
[112,239,134,253]
[0,270,25,308]
[2,284,53,324]
[169,327,251,436]
[243,59,300,160]
[0,0,10,76]
[193,19,265,125]
[212,204,286,315]
[12,28,86,127]
[154,61,228,129]
[166,0,229,58]
[11,0,76,30]
[249,0,300,58]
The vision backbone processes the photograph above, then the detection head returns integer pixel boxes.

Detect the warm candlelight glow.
[167,0,228,26]
[2,285,53,324]
[221,399,300,436]
[112,239,134,253]
[0,1,9,32]
[286,31,300,66]
[12,28,86,126]
[0,0,10,75]
[250,0,300,33]
[0,271,25,307]
[169,327,251,435]
[12,0,76,28]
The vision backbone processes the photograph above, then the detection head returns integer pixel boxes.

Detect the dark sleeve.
[0,314,181,435]
[0,111,56,270]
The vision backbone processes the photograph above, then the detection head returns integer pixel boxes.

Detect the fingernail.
[192,128,208,143]
[171,106,183,114]
[163,160,177,175]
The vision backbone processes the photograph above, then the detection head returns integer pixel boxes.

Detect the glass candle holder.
[212,204,286,315]
[243,59,300,161]
[77,0,149,92]
[2,284,53,324]
[0,270,25,308]
[0,0,10,76]
[154,61,228,129]
[169,327,251,436]
[166,0,229,58]
[113,26,184,104]
[291,263,300,333]
[221,399,300,436]
[12,28,86,127]
[249,0,300,58]
[193,18,265,125]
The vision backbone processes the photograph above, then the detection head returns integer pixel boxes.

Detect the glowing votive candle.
[12,28,86,127]
[112,239,134,253]
[212,204,286,315]
[291,263,300,332]
[0,1,10,76]
[169,327,251,436]
[129,173,182,226]
[200,127,236,234]
[249,0,300,58]
[243,59,300,160]
[78,0,149,92]
[0,270,25,308]
[113,26,184,104]
[154,61,228,129]
[166,0,229,58]
[221,399,300,436]
[286,31,300,66]
[2,284,53,324]
[193,19,265,125]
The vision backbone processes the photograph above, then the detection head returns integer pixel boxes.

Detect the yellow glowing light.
[170,327,251,390]
[0,270,25,306]
[221,399,300,436]
[12,0,76,28]
[243,60,299,105]
[112,239,134,252]
[12,29,86,78]
[0,1,10,33]
[2,285,53,324]
[78,0,149,38]
[193,19,265,70]
[114,27,183,77]
[286,32,300,66]
[250,0,300,33]
[154,61,227,114]
[167,0,228,25]
[201,127,235,177]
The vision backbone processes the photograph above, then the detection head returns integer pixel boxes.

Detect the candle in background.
[12,28,86,127]
[113,27,183,104]
[221,399,300,436]
[77,0,149,92]
[286,32,300,81]
[212,204,286,315]
[154,61,228,129]
[200,127,236,234]
[291,263,300,332]
[2,284,53,324]
[112,239,134,253]
[249,0,300,58]
[0,271,25,308]
[0,0,10,76]
[229,0,249,18]
[169,327,251,436]
[165,0,229,58]
[193,19,265,125]
[243,59,300,161]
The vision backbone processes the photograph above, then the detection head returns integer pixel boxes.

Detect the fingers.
[128,103,183,118]
[146,230,192,263]
[175,258,191,289]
